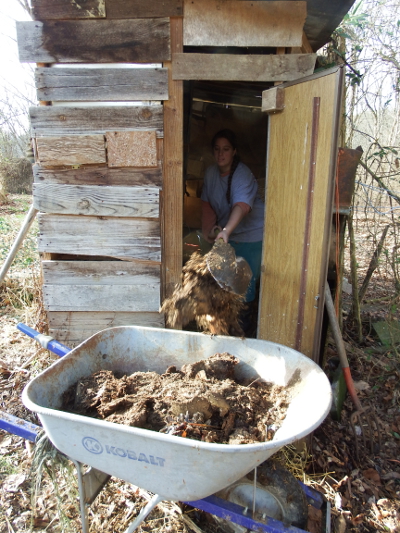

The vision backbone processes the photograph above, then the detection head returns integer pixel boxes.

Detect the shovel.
[324,285,381,460]
[206,238,252,296]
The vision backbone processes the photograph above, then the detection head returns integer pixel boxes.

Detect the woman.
[201,129,265,328]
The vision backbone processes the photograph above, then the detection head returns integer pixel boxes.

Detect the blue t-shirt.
[201,162,264,243]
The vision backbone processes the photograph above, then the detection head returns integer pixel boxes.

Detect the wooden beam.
[29,105,164,137]
[172,53,317,82]
[289,31,314,54]
[48,311,164,346]
[38,214,161,261]
[43,284,160,312]
[33,183,160,217]
[106,131,158,168]
[42,260,160,285]
[262,87,285,114]
[105,0,183,19]
[17,19,171,63]
[163,18,183,301]
[31,0,106,19]
[36,135,106,166]
[31,0,182,19]
[33,165,163,187]
[42,260,160,312]
[35,67,168,102]
[183,0,306,47]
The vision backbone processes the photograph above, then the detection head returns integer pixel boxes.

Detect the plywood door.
[259,68,344,361]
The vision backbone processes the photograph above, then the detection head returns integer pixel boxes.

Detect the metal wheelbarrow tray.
[22,326,332,503]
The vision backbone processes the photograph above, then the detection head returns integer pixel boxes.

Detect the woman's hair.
[211,129,240,205]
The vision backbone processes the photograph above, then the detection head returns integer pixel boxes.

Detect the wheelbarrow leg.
[124,494,163,533]
[72,460,90,533]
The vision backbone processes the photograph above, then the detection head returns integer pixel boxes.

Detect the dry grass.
[0,159,33,195]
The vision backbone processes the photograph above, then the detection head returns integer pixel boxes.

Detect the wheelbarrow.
[19,325,332,533]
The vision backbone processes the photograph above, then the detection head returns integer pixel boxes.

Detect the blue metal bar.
[17,323,71,357]
[299,480,325,509]
[0,325,71,442]
[184,495,309,533]
[0,411,41,442]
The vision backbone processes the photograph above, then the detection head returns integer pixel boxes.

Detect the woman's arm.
[216,203,249,243]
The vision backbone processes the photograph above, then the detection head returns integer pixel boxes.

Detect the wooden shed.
[17,0,355,360]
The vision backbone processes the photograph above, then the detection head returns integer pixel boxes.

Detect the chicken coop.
[16,0,356,360]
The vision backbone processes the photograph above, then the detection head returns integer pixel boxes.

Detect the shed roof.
[296,0,356,51]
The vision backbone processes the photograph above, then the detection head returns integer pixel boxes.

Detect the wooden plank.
[172,53,317,82]
[258,69,343,359]
[29,105,164,137]
[42,260,160,285]
[48,311,164,346]
[105,0,183,19]
[262,87,285,114]
[33,165,163,187]
[162,18,183,301]
[43,284,159,311]
[33,183,159,217]
[48,311,164,329]
[17,19,171,63]
[31,0,106,19]
[31,0,182,20]
[38,214,161,261]
[106,131,158,168]
[35,67,169,102]
[183,0,306,47]
[36,135,106,166]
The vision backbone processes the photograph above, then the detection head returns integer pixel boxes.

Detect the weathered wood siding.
[33,165,163,188]
[33,184,160,217]
[36,135,106,166]
[172,53,316,82]
[183,0,306,47]
[38,214,161,261]
[35,67,169,102]
[17,19,171,63]
[42,260,160,312]
[31,0,183,20]
[47,312,164,347]
[29,105,164,137]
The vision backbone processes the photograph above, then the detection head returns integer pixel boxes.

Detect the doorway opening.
[182,79,271,336]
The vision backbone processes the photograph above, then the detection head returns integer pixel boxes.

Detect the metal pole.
[0,205,38,284]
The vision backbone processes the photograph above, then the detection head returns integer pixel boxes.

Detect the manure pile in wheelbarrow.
[61,352,290,444]
[161,251,245,336]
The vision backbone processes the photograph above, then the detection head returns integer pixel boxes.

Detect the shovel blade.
[206,241,252,295]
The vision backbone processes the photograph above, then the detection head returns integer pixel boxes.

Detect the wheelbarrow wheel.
[214,459,308,532]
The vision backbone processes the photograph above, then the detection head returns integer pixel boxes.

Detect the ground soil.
[60,353,290,445]
[0,196,399,533]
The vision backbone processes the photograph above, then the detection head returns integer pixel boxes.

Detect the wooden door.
[258,67,344,361]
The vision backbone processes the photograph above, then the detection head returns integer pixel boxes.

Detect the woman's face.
[213,137,236,174]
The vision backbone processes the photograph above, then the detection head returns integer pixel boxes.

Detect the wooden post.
[162,17,183,303]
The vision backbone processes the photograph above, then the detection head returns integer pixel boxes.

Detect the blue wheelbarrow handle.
[17,323,71,357]
[0,325,72,441]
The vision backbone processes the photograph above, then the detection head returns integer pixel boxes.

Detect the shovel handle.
[324,286,362,410]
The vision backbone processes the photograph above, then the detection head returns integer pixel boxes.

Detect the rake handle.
[324,285,363,410]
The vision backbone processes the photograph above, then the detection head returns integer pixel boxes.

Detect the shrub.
[0,157,33,194]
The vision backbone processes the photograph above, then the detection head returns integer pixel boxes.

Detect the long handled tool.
[0,205,38,284]
[324,285,381,460]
